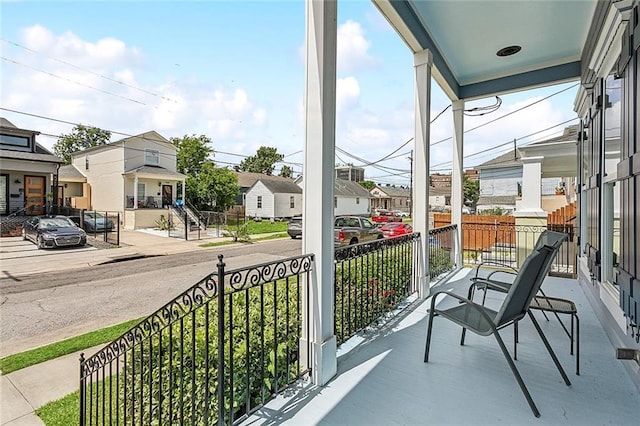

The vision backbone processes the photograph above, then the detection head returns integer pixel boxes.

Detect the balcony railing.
[79,254,314,425]
[428,224,457,280]
[334,233,421,346]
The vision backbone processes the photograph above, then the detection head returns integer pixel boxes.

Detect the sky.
[1,0,580,186]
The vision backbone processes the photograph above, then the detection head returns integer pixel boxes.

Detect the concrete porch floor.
[243,269,639,425]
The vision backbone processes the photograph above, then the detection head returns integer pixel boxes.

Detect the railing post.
[116,212,120,246]
[184,210,188,240]
[79,352,86,426]
[217,254,225,426]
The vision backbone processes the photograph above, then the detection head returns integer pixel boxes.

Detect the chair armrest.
[430,289,497,324]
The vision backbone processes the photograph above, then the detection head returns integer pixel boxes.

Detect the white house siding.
[479,166,521,197]
[274,193,302,218]
[335,196,370,216]
[245,181,275,219]
[72,145,124,212]
[123,135,177,172]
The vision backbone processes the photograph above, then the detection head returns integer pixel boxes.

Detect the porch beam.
[133,176,138,209]
[412,49,432,298]
[451,99,464,267]
[302,0,337,387]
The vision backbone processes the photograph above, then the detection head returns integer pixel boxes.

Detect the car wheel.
[37,236,45,249]
[22,228,27,241]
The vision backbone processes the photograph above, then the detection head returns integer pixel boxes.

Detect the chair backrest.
[533,230,569,278]
[494,239,564,327]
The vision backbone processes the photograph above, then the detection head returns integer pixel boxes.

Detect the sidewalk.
[0,228,286,425]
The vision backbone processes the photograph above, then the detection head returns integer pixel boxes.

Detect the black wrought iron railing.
[334,233,421,346]
[428,224,457,280]
[79,254,314,425]
[461,223,576,277]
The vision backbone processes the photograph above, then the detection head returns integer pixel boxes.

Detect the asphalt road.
[0,238,302,357]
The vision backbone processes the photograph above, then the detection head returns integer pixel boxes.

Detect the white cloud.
[337,20,376,73]
[336,76,360,112]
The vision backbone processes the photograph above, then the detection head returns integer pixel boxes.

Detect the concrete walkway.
[0,227,284,425]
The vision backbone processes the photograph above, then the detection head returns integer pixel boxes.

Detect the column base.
[300,335,337,386]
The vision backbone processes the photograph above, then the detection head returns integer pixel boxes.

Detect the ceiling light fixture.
[496,45,522,57]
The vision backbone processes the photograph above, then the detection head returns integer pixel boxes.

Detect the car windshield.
[85,212,104,219]
[39,218,74,229]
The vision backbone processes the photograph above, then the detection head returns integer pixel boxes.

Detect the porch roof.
[244,270,639,425]
[374,0,608,100]
[122,165,186,180]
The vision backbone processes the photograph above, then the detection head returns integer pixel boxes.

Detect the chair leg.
[528,311,571,386]
[424,298,438,362]
[575,313,580,375]
[493,329,540,418]
[514,321,518,360]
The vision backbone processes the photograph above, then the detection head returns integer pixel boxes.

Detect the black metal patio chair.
[424,242,571,418]
[468,230,579,374]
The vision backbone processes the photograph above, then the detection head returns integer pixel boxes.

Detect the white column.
[412,49,432,298]
[302,0,337,387]
[517,156,545,214]
[451,100,464,267]
[133,176,139,209]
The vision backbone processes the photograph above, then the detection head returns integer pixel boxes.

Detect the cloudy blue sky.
[1,0,579,185]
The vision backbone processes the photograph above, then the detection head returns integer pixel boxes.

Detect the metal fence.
[429,224,457,280]
[79,254,313,426]
[334,233,421,346]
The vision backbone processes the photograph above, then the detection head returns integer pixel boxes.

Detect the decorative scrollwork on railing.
[429,224,457,235]
[82,274,219,375]
[225,254,314,292]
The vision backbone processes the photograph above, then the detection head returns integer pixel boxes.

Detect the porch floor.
[243,269,639,425]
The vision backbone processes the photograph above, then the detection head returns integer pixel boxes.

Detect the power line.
[1,38,179,104]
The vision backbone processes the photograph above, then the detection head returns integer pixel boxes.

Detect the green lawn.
[0,318,140,374]
[224,219,287,234]
[36,391,79,426]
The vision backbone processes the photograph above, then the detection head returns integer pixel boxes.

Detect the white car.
[393,210,410,218]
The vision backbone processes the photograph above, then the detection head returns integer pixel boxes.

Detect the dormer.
[0,117,39,153]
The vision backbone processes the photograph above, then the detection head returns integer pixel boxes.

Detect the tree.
[463,174,479,208]
[359,180,376,190]
[195,162,240,212]
[171,134,213,176]
[279,165,293,178]
[53,125,111,164]
[239,146,284,175]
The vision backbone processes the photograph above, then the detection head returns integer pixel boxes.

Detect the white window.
[334,197,337,208]
[356,197,360,204]
[290,196,295,208]
[145,149,159,166]
[257,195,262,209]
[85,156,89,170]
[137,183,146,200]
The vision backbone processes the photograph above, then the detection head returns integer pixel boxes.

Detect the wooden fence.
[433,214,515,252]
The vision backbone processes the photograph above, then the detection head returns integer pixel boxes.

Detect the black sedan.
[23,215,87,249]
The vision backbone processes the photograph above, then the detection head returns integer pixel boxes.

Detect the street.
[0,238,302,357]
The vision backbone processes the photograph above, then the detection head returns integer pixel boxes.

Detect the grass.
[36,390,79,426]
[200,232,289,248]
[225,219,287,235]
[253,232,289,241]
[0,318,140,374]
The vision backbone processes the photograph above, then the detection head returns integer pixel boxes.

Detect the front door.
[162,185,172,208]
[25,175,45,215]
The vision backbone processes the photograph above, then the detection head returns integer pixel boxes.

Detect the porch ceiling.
[375,0,601,100]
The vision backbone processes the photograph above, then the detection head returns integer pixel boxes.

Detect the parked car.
[334,216,383,247]
[393,210,410,218]
[371,210,403,224]
[83,211,114,232]
[23,215,87,249]
[380,222,413,238]
[287,216,303,239]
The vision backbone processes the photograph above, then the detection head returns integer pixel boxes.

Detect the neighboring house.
[334,178,371,216]
[369,184,411,212]
[59,131,186,229]
[245,179,302,219]
[429,186,451,209]
[476,126,577,213]
[58,164,89,209]
[233,171,297,208]
[0,118,64,216]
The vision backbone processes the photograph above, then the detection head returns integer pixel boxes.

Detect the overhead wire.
[1,38,179,104]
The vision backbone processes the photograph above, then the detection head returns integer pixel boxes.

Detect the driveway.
[0,237,96,260]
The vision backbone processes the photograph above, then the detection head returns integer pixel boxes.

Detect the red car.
[380,222,413,238]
